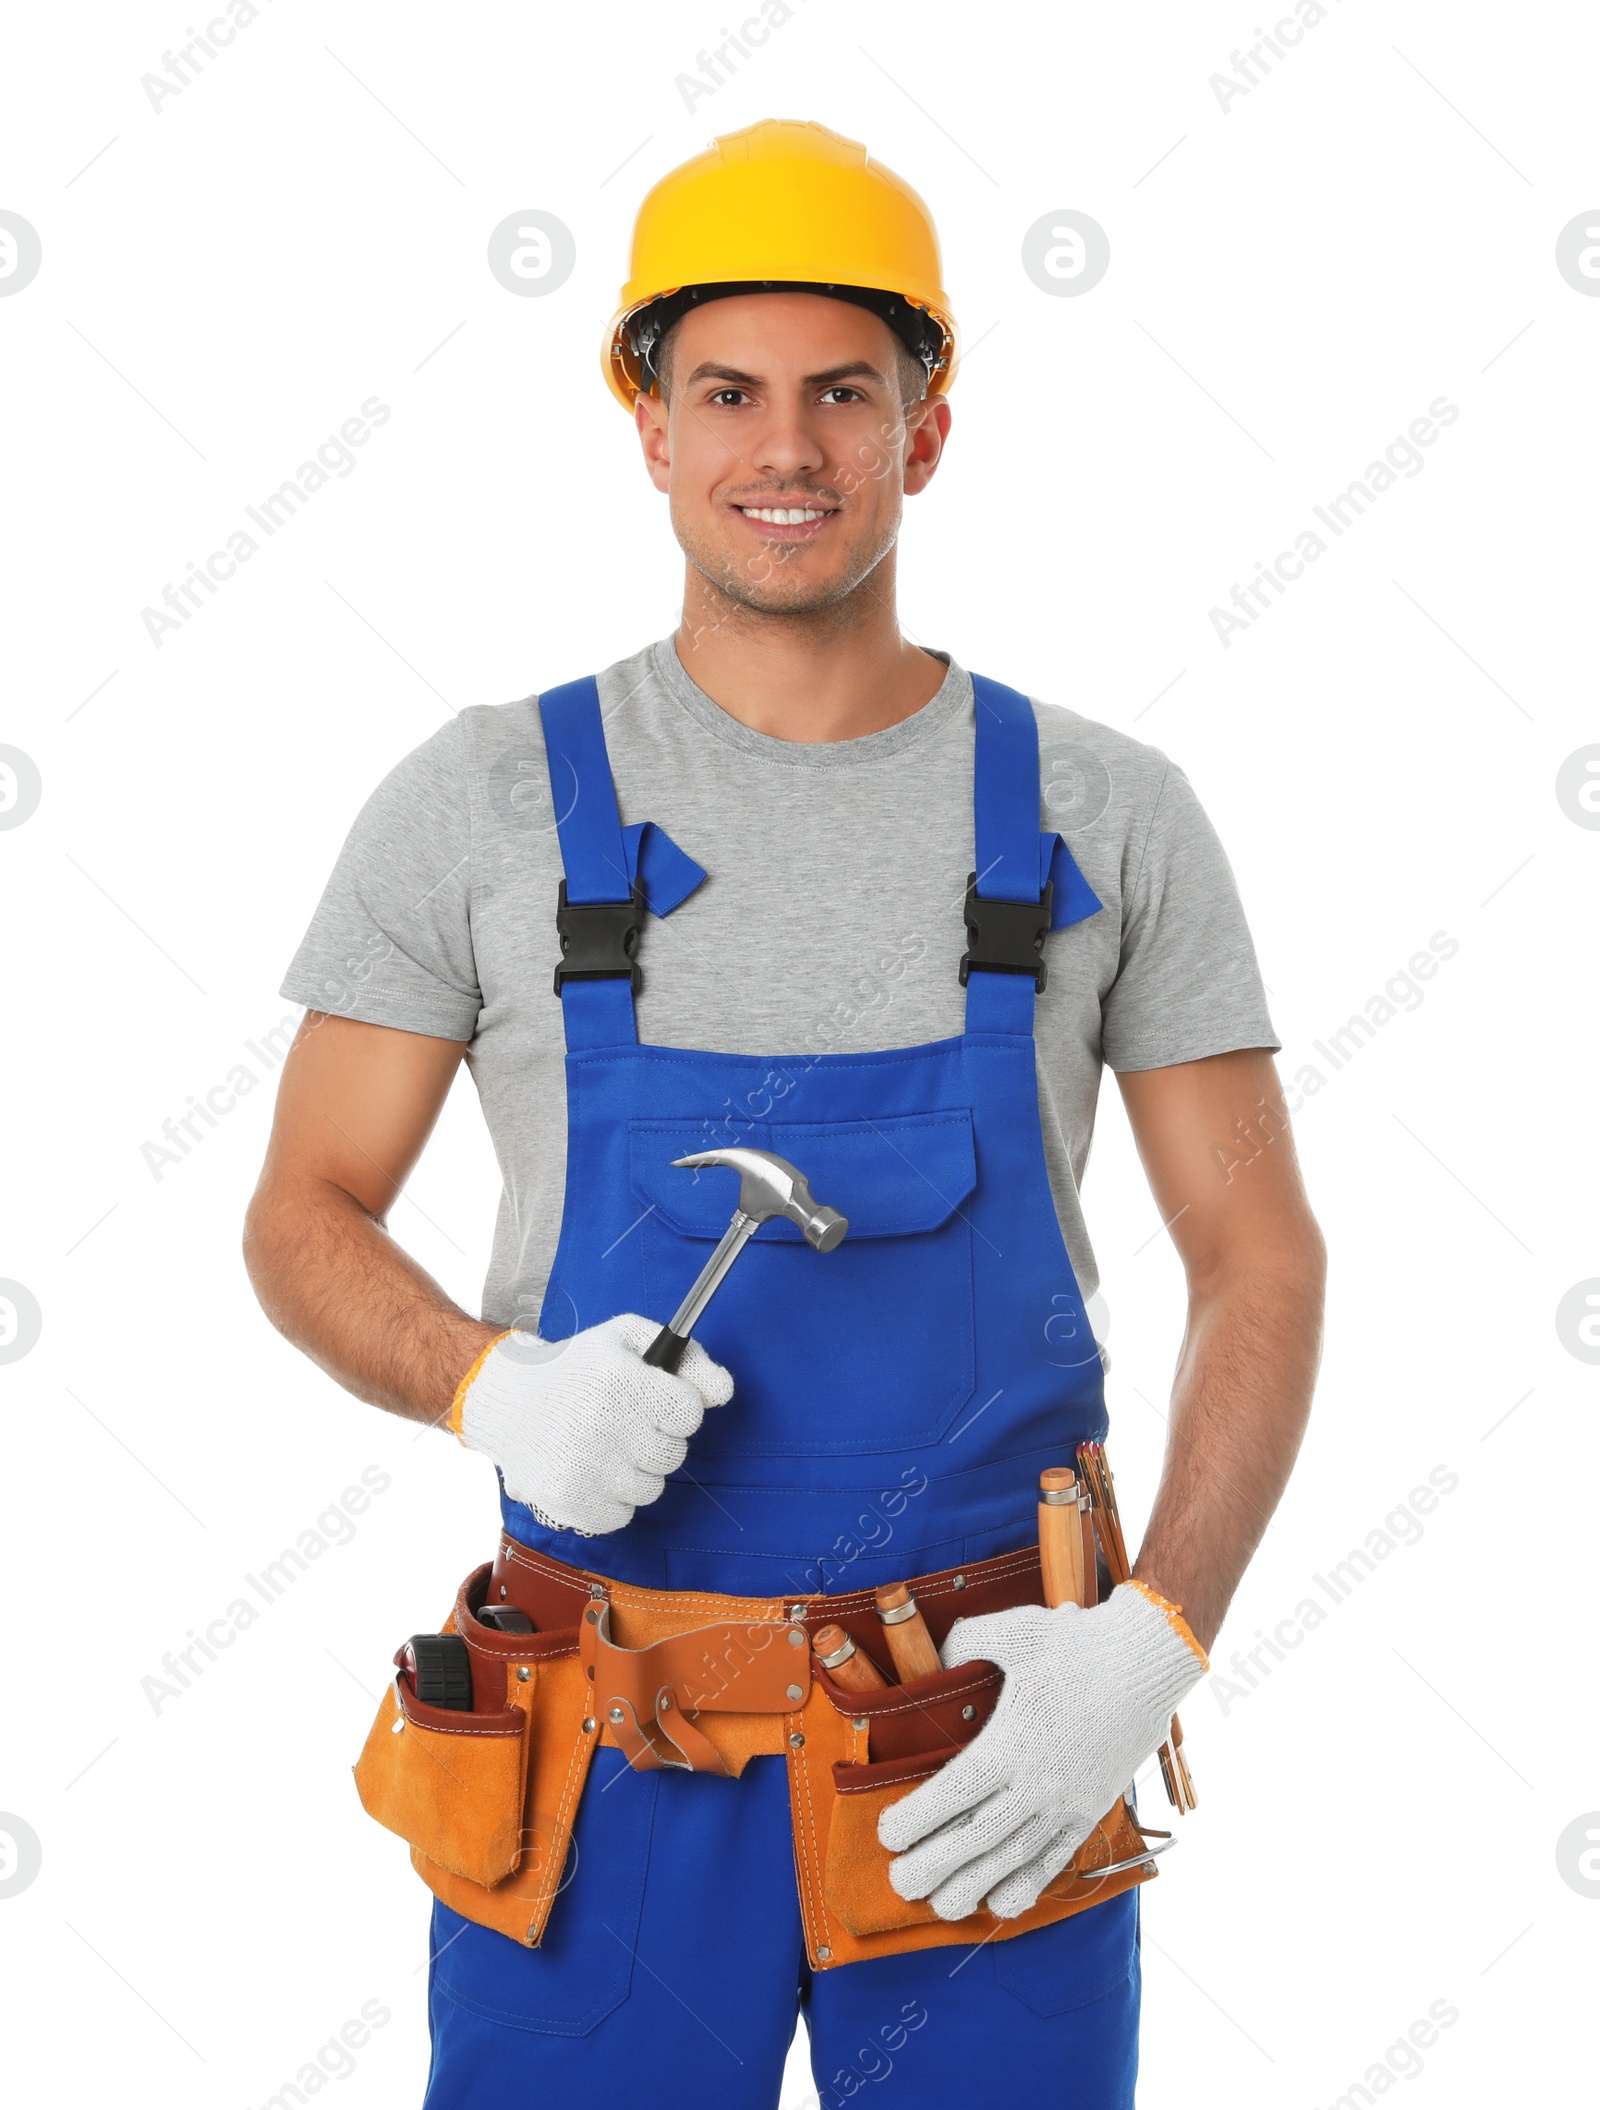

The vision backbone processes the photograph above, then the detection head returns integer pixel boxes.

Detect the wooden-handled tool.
[1167,1713,1195,1809]
[1075,1441,1195,1813]
[874,1582,943,1682]
[812,1624,889,1693]
[1038,1467,1087,1608]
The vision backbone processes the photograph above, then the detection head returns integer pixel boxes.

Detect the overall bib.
[421,673,1143,2108]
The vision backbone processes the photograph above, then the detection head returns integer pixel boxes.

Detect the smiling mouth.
[729,500,840,543]
[737,504,834,524]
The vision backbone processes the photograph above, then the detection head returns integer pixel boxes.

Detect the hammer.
[641,1147,848,1372]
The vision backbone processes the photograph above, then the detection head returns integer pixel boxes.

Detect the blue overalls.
[423,673,1142,2108]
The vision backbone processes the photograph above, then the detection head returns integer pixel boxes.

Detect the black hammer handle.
[642,1326,690,1372]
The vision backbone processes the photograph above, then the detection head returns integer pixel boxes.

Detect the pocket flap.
[629,1110,977,1242]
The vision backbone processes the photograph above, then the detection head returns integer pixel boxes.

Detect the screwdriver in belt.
[1038,1466,1088,1608]
[1075,1441,1195,1812]
[874,1582,943,1682]
[811,1624,890,1692]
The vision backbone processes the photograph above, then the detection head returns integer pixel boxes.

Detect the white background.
[2,2,1595,2103]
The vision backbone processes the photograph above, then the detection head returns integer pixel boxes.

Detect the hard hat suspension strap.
[628,280,944,395]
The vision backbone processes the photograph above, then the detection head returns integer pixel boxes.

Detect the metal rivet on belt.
[590,1582,607,1598]
[852,1717,868,1732]
[786,1683,804,1702]
[787,1627,806,1647]
[962,1704,975,1719]
[817,1945,832,1962]
[581,1717,596,1734]
[585,1606,600,1623]
[789,1732,805,1749]
[952,1573,966,1589]
[516,1667,531,1683]
[789,1604,808,1621]
[660,1694,673,1710]
[499,1584,509,1600]
[608,1705,625,1724]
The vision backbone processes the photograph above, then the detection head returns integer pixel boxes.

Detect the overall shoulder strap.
[539,675,639,1049]
[971,673,1043,906]
[540,675,634,906]
[963,674,1102,1034]
[537,676,708,1051]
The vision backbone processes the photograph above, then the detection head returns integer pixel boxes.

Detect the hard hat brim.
[603,281,958,410]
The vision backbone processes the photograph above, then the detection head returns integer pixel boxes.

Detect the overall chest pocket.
[629,1110,978,1458]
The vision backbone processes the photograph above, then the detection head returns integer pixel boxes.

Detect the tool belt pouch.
[806,1657,1155,1955]
[352,1563,597,1950]
[351,1556,810,1947]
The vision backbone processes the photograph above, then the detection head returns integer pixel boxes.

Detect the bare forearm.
[1131,1247,1324,1654]
[243,1175,500,1429]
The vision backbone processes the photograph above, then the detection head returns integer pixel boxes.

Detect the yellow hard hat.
[603,118,958,410]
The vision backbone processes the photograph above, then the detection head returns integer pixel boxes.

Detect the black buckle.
[553,880,644,995]
[958,872,1053,992]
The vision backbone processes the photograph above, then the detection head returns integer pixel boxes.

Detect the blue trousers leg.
[423,1751,1138,2108]
[423,1750,805,2107]
[803,1886,1139,2108]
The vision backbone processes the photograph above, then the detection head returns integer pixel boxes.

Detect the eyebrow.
[681,359,891,390]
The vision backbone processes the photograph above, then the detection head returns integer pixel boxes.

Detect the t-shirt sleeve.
[279,717,481,1039]
[1100,759,1279,1072]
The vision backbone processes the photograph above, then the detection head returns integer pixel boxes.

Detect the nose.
[747,395,827,486]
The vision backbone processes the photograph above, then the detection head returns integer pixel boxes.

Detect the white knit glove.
[449,1315,734,1536]
[877,1583,1206,1921]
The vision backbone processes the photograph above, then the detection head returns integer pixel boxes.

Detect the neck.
[673,548,945,742]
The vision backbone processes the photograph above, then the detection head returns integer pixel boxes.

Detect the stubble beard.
[675,507,901,627]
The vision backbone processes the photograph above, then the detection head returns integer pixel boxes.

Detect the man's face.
[634,292,950,617]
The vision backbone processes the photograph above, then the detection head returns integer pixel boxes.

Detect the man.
[245,120,1323,2109]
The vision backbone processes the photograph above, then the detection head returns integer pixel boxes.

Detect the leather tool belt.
[353,1535,1167,1971]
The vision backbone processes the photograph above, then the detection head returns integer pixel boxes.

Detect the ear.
[902,396,952,497]
[635,388,671,494]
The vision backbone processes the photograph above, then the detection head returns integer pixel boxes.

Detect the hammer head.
[672,1147,848,1252]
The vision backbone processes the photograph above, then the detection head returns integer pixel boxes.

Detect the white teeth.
[740,506,829,524]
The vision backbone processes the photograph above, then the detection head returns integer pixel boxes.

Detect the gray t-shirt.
[281,638,1278,1331]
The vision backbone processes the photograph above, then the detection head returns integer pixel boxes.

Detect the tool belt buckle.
[578,1599,811,1775]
